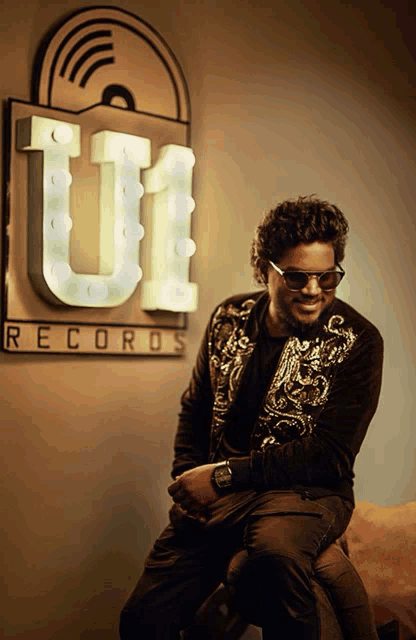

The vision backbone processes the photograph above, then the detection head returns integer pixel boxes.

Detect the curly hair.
[250,195,349,285]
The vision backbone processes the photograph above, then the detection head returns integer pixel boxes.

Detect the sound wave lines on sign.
[59,30,115,88]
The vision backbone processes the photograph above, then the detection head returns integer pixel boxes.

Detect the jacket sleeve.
[171,319,214,479]
[230,325,384,490]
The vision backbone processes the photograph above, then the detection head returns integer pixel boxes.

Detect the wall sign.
[2,6,197,356]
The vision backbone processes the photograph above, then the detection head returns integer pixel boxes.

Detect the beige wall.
[0,0,414,637]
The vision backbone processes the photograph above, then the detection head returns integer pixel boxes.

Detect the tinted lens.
[283,271,343,290]
[283,272,309,290]
[318,271,343,290]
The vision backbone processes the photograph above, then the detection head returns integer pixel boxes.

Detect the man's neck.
[264,307,290,338]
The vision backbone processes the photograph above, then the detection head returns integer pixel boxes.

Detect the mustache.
[294,295,323,303]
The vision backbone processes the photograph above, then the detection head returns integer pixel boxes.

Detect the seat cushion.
[344,501,416,640]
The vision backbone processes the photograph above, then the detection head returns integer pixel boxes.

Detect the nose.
[302,275,322,296]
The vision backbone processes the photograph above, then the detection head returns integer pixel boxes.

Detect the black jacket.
[172,290,383,504]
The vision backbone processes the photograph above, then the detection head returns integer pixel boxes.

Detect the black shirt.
[218,313,287,457]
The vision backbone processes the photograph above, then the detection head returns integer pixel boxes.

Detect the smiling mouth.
[295,300,321,310]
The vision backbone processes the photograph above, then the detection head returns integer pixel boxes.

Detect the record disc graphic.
[32,6,190,122]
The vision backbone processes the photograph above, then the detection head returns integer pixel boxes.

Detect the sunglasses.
[269,260,345,291]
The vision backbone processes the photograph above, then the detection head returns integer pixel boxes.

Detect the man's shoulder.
[332,298,383,344]
[208,290,267,335]
[214,289,266,312]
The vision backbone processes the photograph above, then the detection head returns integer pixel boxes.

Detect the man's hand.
[168,464,219,519]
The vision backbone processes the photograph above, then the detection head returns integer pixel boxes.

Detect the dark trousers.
[119,490,353,639]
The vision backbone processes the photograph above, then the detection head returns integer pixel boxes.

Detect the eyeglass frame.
[268,260,345,291]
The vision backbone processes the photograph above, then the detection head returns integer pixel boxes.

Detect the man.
[120,196,383,639]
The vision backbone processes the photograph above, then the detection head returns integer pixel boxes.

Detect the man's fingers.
[175,491,196,510]
[167,479,182,496]
[168,480,192,507]
[170,489,188,504]
[167,479,203,514]
[181,500,199,515]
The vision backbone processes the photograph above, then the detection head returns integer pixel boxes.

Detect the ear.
[260,261,268,285]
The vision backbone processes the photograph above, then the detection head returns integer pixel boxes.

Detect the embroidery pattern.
[209,299,256,436]
[253,314,357,450]
[208,299,358,454]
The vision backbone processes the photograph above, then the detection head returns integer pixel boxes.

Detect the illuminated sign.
[2,7,197,355]
[141,144,197,312]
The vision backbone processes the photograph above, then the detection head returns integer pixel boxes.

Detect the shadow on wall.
[1,438,166,639]
[11,523,155,639]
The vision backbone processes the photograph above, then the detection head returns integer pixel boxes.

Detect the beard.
[275,289,336,338]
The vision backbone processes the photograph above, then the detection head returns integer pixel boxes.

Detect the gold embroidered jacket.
[173,291,383,502]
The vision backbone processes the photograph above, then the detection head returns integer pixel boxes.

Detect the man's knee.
[245,521,309,565]
[226,550,317,629]
[248,548,310,588]
[229,545,312,604]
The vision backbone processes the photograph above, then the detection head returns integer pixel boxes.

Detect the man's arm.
[169,313,383,507]
[171,318,214,480]
[231,325,384,490]
[167,314,219,518]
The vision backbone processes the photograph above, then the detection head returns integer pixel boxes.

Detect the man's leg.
[239,492,353,640]
[119,514,238,640]
[314,542,379,640]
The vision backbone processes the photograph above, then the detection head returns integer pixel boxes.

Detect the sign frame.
[2,6,196,357]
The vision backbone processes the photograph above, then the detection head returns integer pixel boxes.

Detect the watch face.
[214,464,232,488]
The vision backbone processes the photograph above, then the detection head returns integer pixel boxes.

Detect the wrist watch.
[212,460,233,491]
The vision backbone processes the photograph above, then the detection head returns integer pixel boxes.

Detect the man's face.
[266,241,337,336]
